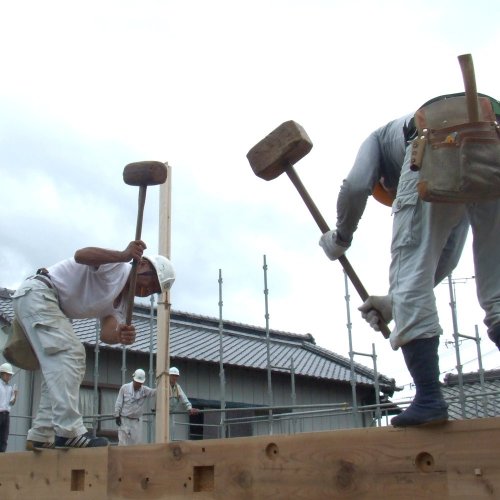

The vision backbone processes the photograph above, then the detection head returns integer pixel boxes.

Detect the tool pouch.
[410,96,500,203]
[3,319,40,371]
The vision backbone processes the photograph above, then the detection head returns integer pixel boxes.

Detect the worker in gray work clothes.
[169,367,199,440]
[12,240,175,449]
[319,102,474,427]
[114,368,156,446]
[322,93,500,427]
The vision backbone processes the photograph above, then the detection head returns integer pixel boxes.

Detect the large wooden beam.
[1,417,499,499]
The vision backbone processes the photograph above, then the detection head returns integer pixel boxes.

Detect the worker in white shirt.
[0,363,18,452]
[114,368,156,446]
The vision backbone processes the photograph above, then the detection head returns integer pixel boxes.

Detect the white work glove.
[358,295,393,332]
[319,230,350,261]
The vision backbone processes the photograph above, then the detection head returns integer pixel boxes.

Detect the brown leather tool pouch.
[411,96,500,202]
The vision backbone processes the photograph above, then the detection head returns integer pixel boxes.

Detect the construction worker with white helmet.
[114,368,156,446]
[11,240,175,450]
[0,362,18,452]
[168,366,199,440]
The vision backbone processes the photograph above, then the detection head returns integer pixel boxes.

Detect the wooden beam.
[155,162,172,443]
[1,417,499,499]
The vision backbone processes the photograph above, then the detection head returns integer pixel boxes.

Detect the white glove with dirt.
[358,295,393,332]
[319,230,350,261]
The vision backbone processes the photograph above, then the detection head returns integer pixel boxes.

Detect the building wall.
[3,344,375,451]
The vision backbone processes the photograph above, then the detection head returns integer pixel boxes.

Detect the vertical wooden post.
[155,162,172,443]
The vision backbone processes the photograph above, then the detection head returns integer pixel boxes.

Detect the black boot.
[391,336,448,427]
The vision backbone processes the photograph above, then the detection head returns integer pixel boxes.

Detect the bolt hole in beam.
[415,452,435,473]
[265,442,279,460]
[71,469,86,491]
[193,466,214,492]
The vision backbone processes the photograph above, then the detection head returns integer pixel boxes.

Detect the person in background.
[169,366,199,440]
[0,362,17,452]
[12,240,175,449]
[114,368,156,446]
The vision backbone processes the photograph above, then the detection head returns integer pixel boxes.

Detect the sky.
[1,0,499,400]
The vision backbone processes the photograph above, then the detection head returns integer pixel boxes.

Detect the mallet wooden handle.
[458,54,479,123]
[125,185,147,325]
[286,166,391,339]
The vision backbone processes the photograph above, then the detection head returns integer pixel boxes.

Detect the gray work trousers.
[389,145,500,349]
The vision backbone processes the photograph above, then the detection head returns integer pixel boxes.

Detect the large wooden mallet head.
[247,120,313,181]
[123,161,168,186]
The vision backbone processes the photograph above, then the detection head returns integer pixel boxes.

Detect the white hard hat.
[133,368,146,383]
[0,362,14,375]
[143,255,175,293]
[169,367,180,376]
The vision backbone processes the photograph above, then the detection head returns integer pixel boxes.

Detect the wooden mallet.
[247,120,391,339]
[123,161,168,326]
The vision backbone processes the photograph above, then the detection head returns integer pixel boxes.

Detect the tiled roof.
[1,288,396,394]
[442,369,500,419]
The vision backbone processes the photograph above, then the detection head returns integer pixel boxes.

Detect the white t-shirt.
[47,259,130,322]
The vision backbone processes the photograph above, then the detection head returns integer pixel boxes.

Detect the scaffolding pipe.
[121,346,127,386]
[448,274,466,417]
[218,269,226,438]
[263,255,273,435]
[475,324,488,416]
[344,270,359,426]
[352,344,381,426]
[93,318,100,436]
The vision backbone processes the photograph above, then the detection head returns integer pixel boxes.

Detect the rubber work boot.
[54,431,109,448]
[391,336,448,427]
[488,324,500,351]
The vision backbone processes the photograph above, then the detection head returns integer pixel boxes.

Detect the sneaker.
[26,440,55,451]
[54,432,109,448]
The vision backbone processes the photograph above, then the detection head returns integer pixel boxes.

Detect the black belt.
[33,275,54,290]
[0,411,9,415]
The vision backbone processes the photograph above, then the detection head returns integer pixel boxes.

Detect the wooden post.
[155,163,172,443]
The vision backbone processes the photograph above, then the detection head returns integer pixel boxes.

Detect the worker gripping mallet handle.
[247,121,391,339]
[122,161,168,327]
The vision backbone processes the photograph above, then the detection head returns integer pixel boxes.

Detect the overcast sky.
[1,0,499,397]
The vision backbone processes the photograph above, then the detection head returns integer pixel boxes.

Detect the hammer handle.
[286,166,391,339]
[458,54,479,123]
[125,185,147,325]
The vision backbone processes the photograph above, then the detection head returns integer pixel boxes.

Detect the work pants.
[0,412,9,452]
[389,146,500,349]
[117,417,141,445]
[12,279,87,441]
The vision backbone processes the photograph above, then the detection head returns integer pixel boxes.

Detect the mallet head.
[247,120,313,181]
[123,161,168,186]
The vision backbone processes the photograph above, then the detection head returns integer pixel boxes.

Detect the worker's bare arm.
[100,316,136,345]
[74,241,146,266]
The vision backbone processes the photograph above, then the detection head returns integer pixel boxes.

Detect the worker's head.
[0,362,14,383]
[169,366,180,385]
[134,255,175,297]
[132,368,146,389]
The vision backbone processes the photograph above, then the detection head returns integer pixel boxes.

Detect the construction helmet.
[133,368,146,383]
[0,362,14,375]
[143,255,175,293]
[169,367,180,376]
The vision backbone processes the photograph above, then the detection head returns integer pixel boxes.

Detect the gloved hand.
[358,295,393,332]
[115,416,122,426]
[319,230,350,261]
